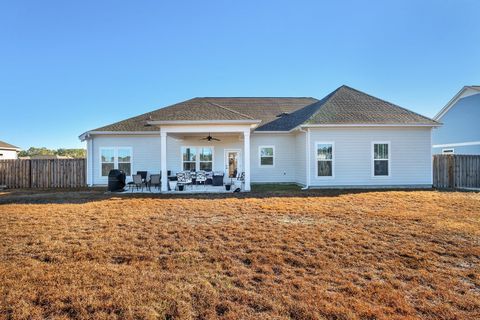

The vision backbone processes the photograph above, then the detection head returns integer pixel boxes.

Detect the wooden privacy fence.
[433,154,480,189]
[0,159,86,188]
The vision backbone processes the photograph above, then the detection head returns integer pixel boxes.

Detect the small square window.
[259,146,275,166]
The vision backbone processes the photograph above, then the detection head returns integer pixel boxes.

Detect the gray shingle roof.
[88,86,438,133]
[92,97,317,132]
[302,86,439,126]
[0,140,20,150]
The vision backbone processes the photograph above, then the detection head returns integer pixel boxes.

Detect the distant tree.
[18,147,55,157]
[56,148,86,158]
[18,147,86,158]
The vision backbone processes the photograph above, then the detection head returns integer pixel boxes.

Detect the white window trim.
[315,141,335,179]
[99,147,133,178]
[180,146,215,171]
[442,148,455,154]
[258,145,275,167]
[371,141,390,178]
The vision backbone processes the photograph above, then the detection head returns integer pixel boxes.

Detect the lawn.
[0,189,479,319]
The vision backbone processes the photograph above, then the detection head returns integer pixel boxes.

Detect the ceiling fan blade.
[211,137,221,141]
[200,137,208,140]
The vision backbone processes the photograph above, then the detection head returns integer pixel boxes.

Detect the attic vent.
[277,112,290,117]
[144,115,153,127]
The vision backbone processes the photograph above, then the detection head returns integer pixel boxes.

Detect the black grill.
[108,169,126,192]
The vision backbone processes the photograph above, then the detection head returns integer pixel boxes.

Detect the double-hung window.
[117,148,132,176]
[372,142,390,177]
[199,147,213,171]
[259,146,275,166]
[100,147,132,177]
[182,146,213,171]
[182,147,197,171]
[316,142,334,177]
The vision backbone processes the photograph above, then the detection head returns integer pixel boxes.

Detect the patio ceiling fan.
[200,133,221,142]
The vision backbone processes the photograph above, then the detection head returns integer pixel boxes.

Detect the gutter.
[79,131,160,141]
[147,120,262,125]
[300,123,441,128]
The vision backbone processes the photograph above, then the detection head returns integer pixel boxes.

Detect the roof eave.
[0,146,21,151]
[147,120,261,125]
[79,130,159,141]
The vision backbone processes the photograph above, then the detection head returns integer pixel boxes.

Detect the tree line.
[18,147,86,158]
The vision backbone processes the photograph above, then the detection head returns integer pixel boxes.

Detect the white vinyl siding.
[90,135,161,185]
[250,134,297,183]
[308,127,432,187]
[294,131,307,186]
[87,126,432,188]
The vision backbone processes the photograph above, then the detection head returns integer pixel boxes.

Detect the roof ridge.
[198,96,317,99]
[338,85,439,123]
[300,86,344,125]
[205,101,255,120]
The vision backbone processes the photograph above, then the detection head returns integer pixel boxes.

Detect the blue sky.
[1,0,479,149]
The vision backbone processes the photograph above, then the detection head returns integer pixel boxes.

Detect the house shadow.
[0,186,441,205]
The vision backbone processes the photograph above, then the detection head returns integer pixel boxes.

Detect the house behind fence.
[433,154,480,189]
[0,159,86,188]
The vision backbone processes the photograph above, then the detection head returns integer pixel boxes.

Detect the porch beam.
[243,130,251,191]
[160,132,168,192]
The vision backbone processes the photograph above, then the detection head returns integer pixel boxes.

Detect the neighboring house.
[0,140,20,159]
[432,86,480,154]
[79,85,439,191]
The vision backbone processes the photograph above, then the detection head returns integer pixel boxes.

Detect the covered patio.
[151,120,259,193]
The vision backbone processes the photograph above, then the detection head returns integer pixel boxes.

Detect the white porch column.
[243,130,251,191]
[160,131,168,192]
[86,138,93,186]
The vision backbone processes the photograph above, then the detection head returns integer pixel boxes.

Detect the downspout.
[299,127,310,190]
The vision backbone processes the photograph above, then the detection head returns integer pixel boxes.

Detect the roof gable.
[0,140,20,150]
[303,86,438,126]
[434,86,480,121]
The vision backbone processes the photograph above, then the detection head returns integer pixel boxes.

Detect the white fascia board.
[78,131,159,141]
[148,120,261,125]
[0,147,20,151]
[300,123,440,128]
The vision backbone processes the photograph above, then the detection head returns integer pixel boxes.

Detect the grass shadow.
[0,184,442,205]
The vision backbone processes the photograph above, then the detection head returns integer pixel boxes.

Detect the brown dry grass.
[0,190,479,319]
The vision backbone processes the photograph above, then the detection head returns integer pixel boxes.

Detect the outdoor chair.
[132,174,145,192]
[149,174,161,191]
[136,171,148,183]
[176,171,192,191]
[195,170,207,188]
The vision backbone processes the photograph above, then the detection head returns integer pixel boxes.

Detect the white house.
[0,140,20,160]
[432,86,480,154]
[79,85,440,191]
